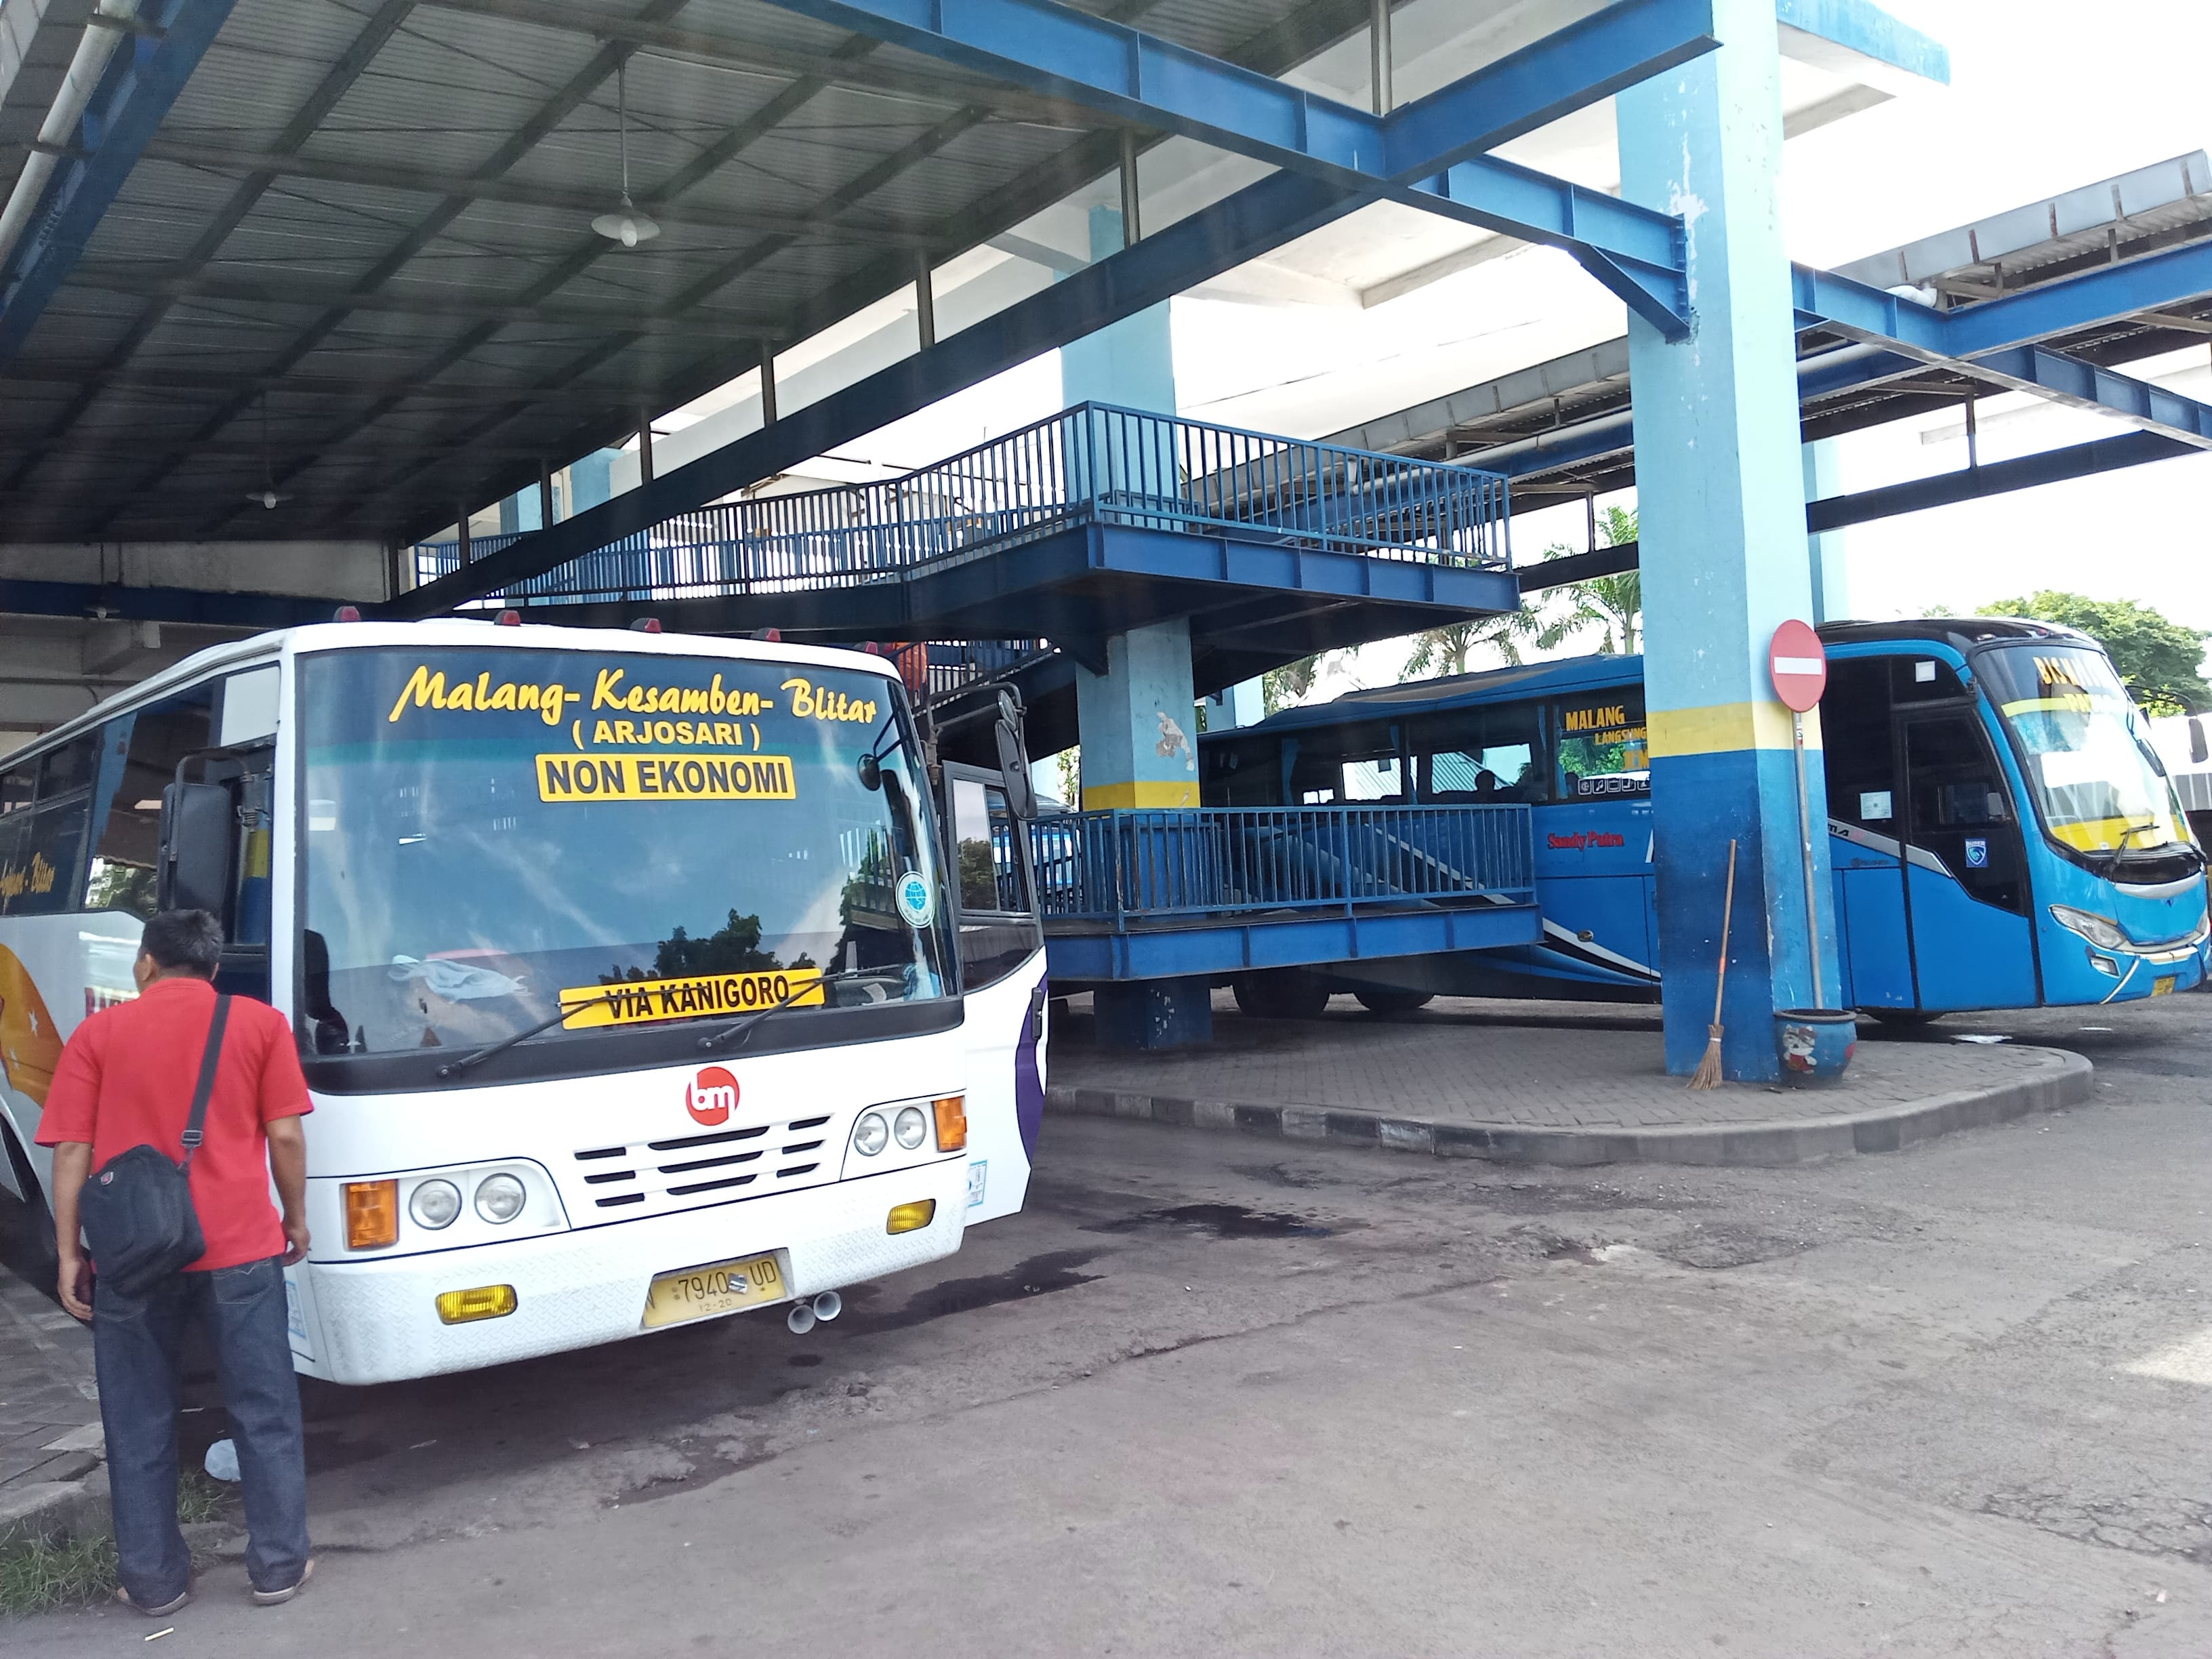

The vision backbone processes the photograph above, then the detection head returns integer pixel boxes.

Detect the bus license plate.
[641,1253,785,1329]
[2152,976,2177,997]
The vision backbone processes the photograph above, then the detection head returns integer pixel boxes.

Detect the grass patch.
[176,1469,232,1526]
[0,1531,120,1617]
[0,1472,239,1617]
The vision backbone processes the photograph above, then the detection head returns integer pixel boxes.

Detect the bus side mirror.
[994,720,1036,820]
[2190,717,2207,765]
[158,782,234,918]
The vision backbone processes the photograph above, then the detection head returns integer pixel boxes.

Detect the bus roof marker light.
[333,605,363,622]
[630,617,662,633]
[496,610,521,626]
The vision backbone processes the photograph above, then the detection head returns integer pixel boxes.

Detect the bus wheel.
[1354,988,1433,1015]
[1868,1009,1942,1027]
[1,1131,60,1302]
[1233,971,1332,1021]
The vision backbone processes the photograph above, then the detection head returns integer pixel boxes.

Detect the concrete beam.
[1774,0,1949,88]
[0,539,388,604]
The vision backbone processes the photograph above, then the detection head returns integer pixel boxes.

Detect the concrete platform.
[1047,996,2093,1167]
[0,1267,105,1544]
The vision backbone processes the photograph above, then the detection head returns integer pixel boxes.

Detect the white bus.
[0,619,1048,1384]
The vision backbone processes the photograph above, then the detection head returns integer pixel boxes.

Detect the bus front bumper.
[295,1160,967,1385]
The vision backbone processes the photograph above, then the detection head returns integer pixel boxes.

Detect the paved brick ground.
[1052,994,2070,1131]
[0,1267,100,1502]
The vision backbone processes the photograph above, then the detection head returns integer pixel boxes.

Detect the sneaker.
[116,1584,192,1617]
[252,1557,315,1606]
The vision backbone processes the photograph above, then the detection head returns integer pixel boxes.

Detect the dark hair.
[140,910,224,979]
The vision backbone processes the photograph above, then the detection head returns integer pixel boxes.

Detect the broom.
[1687,838,1738,1090]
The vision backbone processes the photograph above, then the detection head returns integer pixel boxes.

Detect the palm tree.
[1403,606,1577,679]
[1558,506,1641,655]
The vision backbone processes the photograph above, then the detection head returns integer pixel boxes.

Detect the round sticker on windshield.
[895,871,935,928]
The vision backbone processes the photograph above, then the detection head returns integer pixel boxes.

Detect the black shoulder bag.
[80,995,234,1298]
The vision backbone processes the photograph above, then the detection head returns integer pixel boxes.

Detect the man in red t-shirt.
[39,909,316,1615]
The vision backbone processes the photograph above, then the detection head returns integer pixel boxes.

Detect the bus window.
[83,689,216,917]
[1286,723,1402,805]
[1410,705,1542,802]
[1822,658,1896,828]
[1903,714,2026,913]
[0,736,98,918]
[948,773,1043,989]
[1204,736,1284,806]
[1892,655,1967,702]
[1555,692,1648,799]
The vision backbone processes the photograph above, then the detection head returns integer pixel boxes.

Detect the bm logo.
[687,1065,739,1126]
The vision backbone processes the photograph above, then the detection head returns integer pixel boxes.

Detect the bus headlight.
[853,1111,889,1157]
[474,1173,527,1223]
[893,1106,928,1149]
[409,1179,462,1231]
[2049,905,2129,949]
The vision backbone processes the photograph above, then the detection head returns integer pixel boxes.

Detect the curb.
[1046,1047,2094,1168]
[0,1466,110,1549]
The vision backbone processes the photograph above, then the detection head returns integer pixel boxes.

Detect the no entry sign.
[1769,619,1826,712]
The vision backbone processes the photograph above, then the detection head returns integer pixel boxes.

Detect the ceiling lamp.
[245,392,292,509]
[591,56,659,249]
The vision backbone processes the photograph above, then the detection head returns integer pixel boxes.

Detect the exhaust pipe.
[811,1290,842,1323]
[786,1301,817,1335]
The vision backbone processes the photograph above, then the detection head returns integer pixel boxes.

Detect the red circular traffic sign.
[1769,619,1826,712]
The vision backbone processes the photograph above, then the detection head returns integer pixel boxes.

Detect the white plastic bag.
[203,1437,241,1483]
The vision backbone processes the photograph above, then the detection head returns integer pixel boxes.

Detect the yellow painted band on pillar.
[1081,779,1200,810]
[1646,701,1824,759]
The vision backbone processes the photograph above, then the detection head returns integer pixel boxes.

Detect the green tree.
[1398,506,1643,684]
[1978,590,2211,716]
[1557,505,1642,655]
[1263,652,1330,714]
[1402,605,1576,679]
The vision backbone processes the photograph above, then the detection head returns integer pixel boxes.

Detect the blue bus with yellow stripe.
[1198,619,2209,1019]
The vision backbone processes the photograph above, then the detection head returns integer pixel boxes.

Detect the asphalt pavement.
[7,998,2212,1656]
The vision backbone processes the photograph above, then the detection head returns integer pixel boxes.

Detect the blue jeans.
[92,1256,310,1602]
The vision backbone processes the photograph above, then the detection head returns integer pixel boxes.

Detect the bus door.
[940,762,1046,1224]
[1896,712,2037,1009]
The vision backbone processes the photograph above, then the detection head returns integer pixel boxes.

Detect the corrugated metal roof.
[0,0,1380,543]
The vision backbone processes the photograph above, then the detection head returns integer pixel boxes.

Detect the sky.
[827,0,2212,700]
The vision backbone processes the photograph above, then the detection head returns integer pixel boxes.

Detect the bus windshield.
[299,645,951,1058]
[1976,642,2190,863]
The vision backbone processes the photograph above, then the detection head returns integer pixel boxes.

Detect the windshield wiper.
[695,968,884,1053]
[434,989,623,1080]
[2116,814,2165,849]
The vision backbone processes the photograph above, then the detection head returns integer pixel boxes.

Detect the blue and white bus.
[1198,619,2209,1021]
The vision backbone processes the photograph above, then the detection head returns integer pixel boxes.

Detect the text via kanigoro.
[560,968,825,1029]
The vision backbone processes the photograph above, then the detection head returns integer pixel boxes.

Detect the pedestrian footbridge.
[1031,804,1540,987]
[414,403,1519,689]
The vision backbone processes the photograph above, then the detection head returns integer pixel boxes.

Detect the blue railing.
[1031,805,1534,927]
[411,403,1511,606]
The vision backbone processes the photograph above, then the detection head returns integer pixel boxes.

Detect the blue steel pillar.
[1063,205,1209,1046]
[1802,439,1850,623]
[1063,203,1197,816]
[1618,0,1841,1080]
